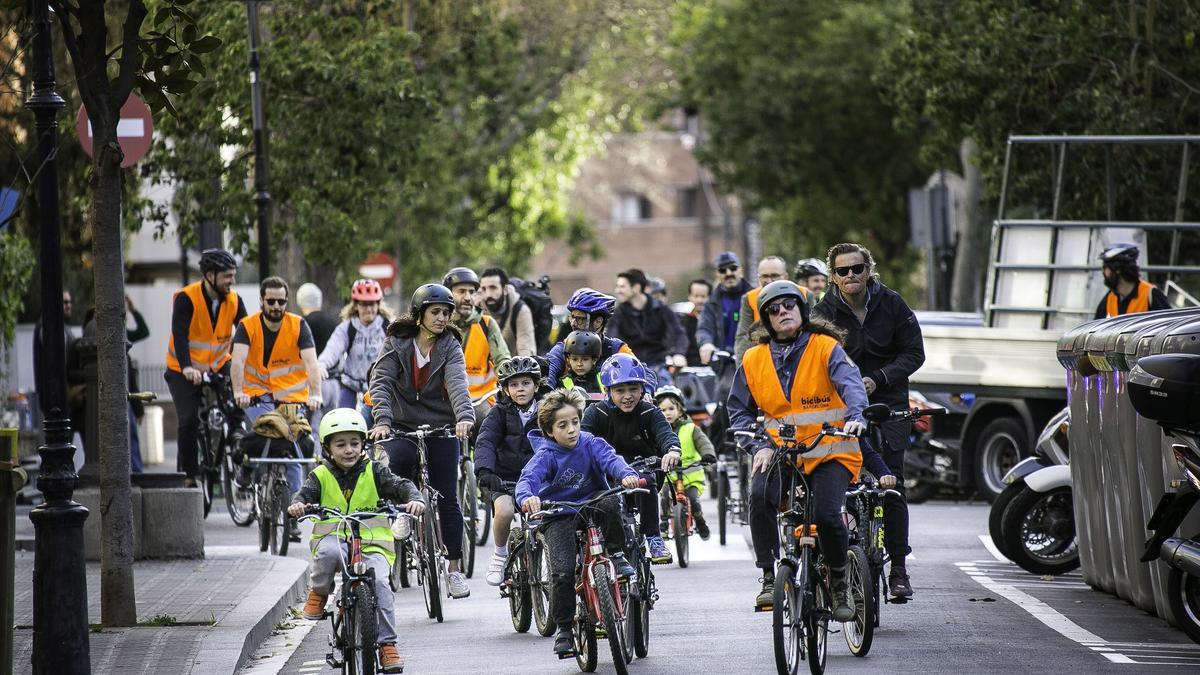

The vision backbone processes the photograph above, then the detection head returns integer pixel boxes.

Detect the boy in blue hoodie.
[517,387,641,656]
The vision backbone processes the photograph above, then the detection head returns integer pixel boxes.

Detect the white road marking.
[1102,654,1137,664]
[955,563,1103,643]
[979,534,1011,563]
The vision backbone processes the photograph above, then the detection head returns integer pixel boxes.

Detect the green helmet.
[319,407,368,444]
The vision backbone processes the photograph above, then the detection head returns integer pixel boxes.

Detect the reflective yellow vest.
[241,312,309,403]
[311,462,395,566]
[465,316,498,400]
[166,282,238,373]
[676,421,706,494]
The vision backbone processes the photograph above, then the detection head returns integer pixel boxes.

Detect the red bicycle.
[662,459,714,568]
[535,482,649,675]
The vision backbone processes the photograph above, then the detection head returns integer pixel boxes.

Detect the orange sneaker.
[301,591,327,620]
[378,643,405,673]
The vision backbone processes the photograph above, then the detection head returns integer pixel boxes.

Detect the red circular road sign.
[359,252,398,289]
[75,94,154,168]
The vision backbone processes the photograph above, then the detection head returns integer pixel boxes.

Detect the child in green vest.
[559,330,606,402]
[653,386,716,540]
[288,408,424,674]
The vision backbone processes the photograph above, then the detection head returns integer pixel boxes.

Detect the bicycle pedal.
[889,596,910,604]
[755,604,773,612]
[325,652,343,669]
[557,651,578,660]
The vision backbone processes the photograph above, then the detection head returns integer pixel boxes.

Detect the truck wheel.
[974,417,1026,502]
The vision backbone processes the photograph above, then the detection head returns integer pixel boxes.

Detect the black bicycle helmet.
[497,355,542,385]
[410,283,455,315]
[199,248,237,274]
[563,330,603,358]
[757,280,810,335]
[442,267,480,290]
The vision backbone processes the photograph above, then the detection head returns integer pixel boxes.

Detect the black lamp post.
[24,1,91,673]
[247,0,271,280]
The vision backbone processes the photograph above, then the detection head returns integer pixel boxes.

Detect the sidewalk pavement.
[10,546,308,675]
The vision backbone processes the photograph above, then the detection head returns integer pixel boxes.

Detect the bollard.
[2,427,28,675]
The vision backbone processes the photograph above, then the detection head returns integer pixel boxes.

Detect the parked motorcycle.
[900,392,956,504]
[990,407,1079,575]
[1128,353,1200,644]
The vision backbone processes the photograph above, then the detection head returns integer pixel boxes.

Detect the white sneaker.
[448,571,471,599]
[485,551,508,587]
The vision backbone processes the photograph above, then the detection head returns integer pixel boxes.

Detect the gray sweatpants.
[310,536,397,645]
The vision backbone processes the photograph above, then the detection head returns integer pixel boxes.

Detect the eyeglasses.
[834,263,867,277]
[766,298,798,316]
[718,265,739,274]
[263,298,288,306]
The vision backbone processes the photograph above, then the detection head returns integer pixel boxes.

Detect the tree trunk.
[951,137,986,313]
[91,121,137,627]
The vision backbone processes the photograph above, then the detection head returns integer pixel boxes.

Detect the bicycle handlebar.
[845,482,903,500]
[531,482,649,519]
[862,402,947,425]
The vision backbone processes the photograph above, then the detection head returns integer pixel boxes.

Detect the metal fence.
[1056,307,1200,627]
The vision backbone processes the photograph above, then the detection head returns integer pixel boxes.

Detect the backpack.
[508,275,555,355]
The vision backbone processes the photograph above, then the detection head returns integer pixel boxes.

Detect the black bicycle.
[841,479,899,657]
[621,456,660,660]
[498,480,553,636]
[196,371,254,524]
[299,502,407,675]
[249,456,314,556]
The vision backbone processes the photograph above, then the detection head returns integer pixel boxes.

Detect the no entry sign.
[75,94,154,167]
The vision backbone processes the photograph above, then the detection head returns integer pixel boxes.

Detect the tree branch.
[113,0,149,107]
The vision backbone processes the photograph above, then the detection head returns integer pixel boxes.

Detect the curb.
[190,553,309,675]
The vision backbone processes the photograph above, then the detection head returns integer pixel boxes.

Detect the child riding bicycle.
[559,330,606,401]
[653,385,717,540]
[474,355,543,586]
[516,388,641,656]
[288,408,425,674]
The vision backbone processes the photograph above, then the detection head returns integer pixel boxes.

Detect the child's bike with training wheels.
[534,481,650,675]
[298,502,411,675]
[736,422,866,675]
[498,480,553,636]
[661,458,715,568]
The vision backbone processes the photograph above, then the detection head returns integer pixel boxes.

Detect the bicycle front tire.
[531,531,555,637]
[843,544,875,657]
[353,580,378,675]
[594,565,629,675]
[421,509,443,622]
[673,502,690,568]
[773,560,801,675]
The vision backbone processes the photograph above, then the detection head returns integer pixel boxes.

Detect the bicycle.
[735,422,861,675]
[386,424,455,623]
[298,502,409,675]
[621,456,660,660]
[195,371,254,524]
[497,480,553,636]
[249,456,315,556]
[662,458,714,568]
[534,482,650,675]
[464,388,499,560]
[841,478,900,656]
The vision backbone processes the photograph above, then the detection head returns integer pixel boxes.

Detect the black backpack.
[508,275,555,355]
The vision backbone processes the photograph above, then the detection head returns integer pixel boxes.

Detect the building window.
[612,192,652,224]
[677,187,700,219]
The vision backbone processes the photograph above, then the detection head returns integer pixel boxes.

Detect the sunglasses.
[766,298,798,316]
[834,263,867,277]
[263,298,288,306]
[718,265,739,274]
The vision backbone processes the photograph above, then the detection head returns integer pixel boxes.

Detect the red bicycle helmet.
[351,279,383,302]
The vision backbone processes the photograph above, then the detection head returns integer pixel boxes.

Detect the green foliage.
[0,230,34,347]
[669,0,925,294]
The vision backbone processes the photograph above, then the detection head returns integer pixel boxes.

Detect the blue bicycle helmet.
[599,353,652,390]
[567,288,617,318]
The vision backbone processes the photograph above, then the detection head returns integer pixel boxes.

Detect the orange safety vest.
[745,285,810,324]
[1104,279,1155,317]
[742,333,862,478]
[465,316,498,400]
[166,282,238,373]
[241,312,309,403]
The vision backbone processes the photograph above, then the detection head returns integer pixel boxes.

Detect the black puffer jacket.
[581,399,680,462]
[474,399,538,481]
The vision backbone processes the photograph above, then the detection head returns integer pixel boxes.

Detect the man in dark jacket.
[697,251,753,365]
[607,268,688,382]
[811,242,925,601]
[680,279,710,366]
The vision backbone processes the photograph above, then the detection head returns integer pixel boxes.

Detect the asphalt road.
[235,499,1200,675]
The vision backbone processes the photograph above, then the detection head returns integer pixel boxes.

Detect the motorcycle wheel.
[1166,534,1200,645]
[1000,486,1079,575]
[903,478,937,505]
[988,481,1028,560]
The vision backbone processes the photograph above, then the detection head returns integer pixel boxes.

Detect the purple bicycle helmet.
[567,288,617,317]
[599,353,652,390]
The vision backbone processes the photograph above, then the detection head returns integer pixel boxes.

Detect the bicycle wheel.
[573,612,598,673]
[772,560,801,675]
[221,456,255,527]
[421,508,443,622]
[353,581,379,675]
[476,494,492,546]
[393,539,412,590]
[272,477,290,557]
[806,563,829,675]
[196,462,214,518]
[532,531,555,637]
[593,565,629,675]
[717,467,729,546]
[342,585,359,675]
[508,542,532,633]
[459,462,478,577]
[629,579,650,658]
[843,545,875,657]
[257,488,270,553]
[673,502,690,568]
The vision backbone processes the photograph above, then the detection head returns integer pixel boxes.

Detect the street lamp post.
[24,2,91,673]
[247,0,271,280]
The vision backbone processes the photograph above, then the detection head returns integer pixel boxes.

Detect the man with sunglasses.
[727,280,868,617]
[696,250,753,366]
[733,255,792,362]
[164,249,249,486]
[811,242,926,601]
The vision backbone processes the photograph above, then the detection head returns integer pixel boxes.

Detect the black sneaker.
[696,519,711,541]
[234,465,254,490]
[889,568,913,599]
[554,627,574,655]
[288,519,302,543]
[612,552,637,581]
[831,579,855,622]
[755,571,775,609]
